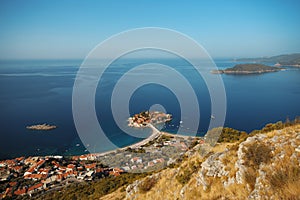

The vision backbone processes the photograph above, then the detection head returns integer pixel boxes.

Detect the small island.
[211,63,282,74]
[128,111,172,128]
[26,123,57,130]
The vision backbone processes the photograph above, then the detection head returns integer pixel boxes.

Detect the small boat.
[211,115,215,119]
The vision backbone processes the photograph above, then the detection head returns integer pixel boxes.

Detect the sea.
[0,57,299,160]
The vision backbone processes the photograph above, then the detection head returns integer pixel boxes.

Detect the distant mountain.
[211,63,282,74]
[237,53,300,66]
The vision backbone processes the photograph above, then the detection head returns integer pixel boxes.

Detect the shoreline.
[1,125,200,161]
[90,124,200,158]
[94,123,162,157]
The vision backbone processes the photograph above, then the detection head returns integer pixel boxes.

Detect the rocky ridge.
[115,125,300,200]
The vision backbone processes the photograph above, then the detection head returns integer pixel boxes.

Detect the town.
[0,132,204,199]
[128,111,172,128]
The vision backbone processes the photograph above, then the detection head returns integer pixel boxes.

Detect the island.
[211,63,282,74]
[26,123,57,130]
[128,111,172,128]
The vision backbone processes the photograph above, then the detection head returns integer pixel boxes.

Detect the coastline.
[211,69,282,74]
[93,123,161,157]
[93,123,200,157]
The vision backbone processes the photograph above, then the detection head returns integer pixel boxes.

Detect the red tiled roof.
[5,187,12,196]
[14,188,26,195]
[36,160,45,167]
[27,167,35,173]
[96,168,104,173]
[15,157,25,162]
[113,168,124,173]
[85,163,96,169]
[57,174,63,180]
[12,166,22,172]
[6,160,16,166]
[28,183,43,192]
[67,164,76,169]
[51,161,60,168]
[9,182,17,187]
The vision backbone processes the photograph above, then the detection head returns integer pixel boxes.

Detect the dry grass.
[185,177,249,200]
[100,187,126,200]
[266,160,300,200]
[102,124,300,200]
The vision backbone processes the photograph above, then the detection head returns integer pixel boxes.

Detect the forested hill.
[237,53,300,66]
[211,63,282,74]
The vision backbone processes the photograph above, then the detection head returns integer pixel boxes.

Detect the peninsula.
[236,53,300,67]
[211,63,282,74]
[26,123,57,130]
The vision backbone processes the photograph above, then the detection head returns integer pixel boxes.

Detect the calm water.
[0,58,299,159]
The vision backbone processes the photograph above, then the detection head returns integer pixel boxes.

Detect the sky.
[0,0,299,59]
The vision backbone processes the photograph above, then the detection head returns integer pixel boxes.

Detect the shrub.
[244,143,272,169]
[139,177,157,193]
[176,168,193,185]
[218,127,248,143]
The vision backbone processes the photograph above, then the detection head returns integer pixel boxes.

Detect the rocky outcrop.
[122,125,300,200]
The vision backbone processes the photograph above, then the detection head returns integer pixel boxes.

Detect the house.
[148,161,154,167]
[35,159,45,169]
[130,157,142,164]
[137,164,143,169]
[121,166,130,171]
[113,168,124,173]
[11,166,22,173]
[85,163,96,171]
[85,171,94,180]
[15,157,25,162]
[24,174,43,181]
[77,166,84,171]
[131,165,137,170]
[8,182,17,187]
[51,161,60,168]
[42,175,57,188]
[56,174,63,182]
[0,161,6,167]
[27,183,43,195]
[39,168,50,175]
[14,188,27,196]
[5,160,17,167]
[155,158,164,163]
[3,187,12,198]
[67,164,76,171]
[79,155,88,161]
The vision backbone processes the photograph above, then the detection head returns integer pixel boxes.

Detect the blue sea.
[0,58,299,159]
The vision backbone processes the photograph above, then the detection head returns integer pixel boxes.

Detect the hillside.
[31,120,300,200]
[212,64,282,74]
[237,53,300,66]
[103,123,300,200]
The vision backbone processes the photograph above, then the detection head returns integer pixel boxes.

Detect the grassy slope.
[103,124,300,200]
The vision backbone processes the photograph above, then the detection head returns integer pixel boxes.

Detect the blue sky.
[0,0,299,59]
